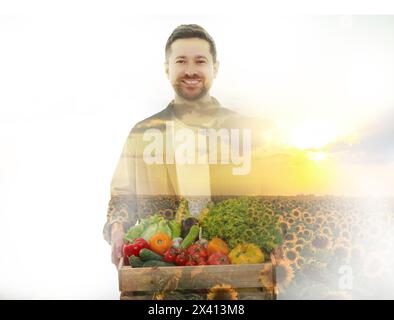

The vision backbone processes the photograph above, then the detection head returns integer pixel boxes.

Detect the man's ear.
[164,62,169,79]
[213,60,220,78]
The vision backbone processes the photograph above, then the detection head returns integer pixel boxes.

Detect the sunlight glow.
[307,151,327,162]
[289,122,338,150]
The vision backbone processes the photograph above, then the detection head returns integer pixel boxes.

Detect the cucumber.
[139,248,163,261]
[129,255,144,268]
[180,225,200,249]
[143,260,175,268]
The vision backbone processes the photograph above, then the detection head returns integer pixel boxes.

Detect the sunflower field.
[133,195,394,300]
[260,195,394,299]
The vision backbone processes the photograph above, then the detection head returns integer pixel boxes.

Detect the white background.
[1,1,394,299]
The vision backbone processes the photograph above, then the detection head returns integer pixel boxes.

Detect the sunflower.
[291,209,301,219]
[320,226,332,237]
[339,229,351,239]
[294,225,305,233]
[267,208,275,216]
[248,207,257,215]
[207,284,238,300]
[142,207,153,216]
[326,216,334,223]
[259,264,275,292]
[279,221,290,235]
[335,236,351,248]
[283,240,296,251]
[302,211,311,220]
[153,292,165,300]
[305,217,314,225]
[274,261,295,294]
[294,245,303,253]
[284,248,299,263]
[295,230,305,241]
[303,229,313,239]
[287,217,296,226]
[159,208,175,219]
[315,216,325,225]
[285,233,295,242]
[312,235,332,250]
[198,207,210,222]
[333,244,351,262]
[295,256,305,270]
[311,217,318,225]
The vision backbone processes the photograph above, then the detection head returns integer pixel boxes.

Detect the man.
[104,24,273,267]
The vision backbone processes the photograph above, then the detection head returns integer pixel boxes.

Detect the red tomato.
[187,244,208,260]
[175,250,188,266]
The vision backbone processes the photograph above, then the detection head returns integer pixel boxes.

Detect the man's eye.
[176,60,185,64]
[197,60,206,64]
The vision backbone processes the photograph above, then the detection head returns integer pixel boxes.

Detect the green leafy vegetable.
[200,197,283,253]
[124,214,172,243]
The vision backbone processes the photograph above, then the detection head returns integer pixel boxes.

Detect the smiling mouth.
[181,79,202,86]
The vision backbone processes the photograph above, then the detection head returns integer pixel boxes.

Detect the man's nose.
[184,63,198,76]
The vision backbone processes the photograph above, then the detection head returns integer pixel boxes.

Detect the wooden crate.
[118,255,277,300]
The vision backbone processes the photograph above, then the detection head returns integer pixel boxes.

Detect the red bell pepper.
[123,238,149,259]
[123,243,139,260]
[133,238,149,254]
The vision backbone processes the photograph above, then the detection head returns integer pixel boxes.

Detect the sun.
[284,120,350,162]
[306,151,327,162]
[289,122,337,150]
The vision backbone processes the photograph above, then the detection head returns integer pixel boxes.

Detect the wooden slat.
[119,288,274,300]
[118,258,124,292]
[119,262,272,292]
[236,288,274,300]
[120,293,153,300]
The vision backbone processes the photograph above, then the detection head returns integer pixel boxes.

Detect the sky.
[1,1,394,299]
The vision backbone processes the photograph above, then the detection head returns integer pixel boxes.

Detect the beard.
[173,77,210,101]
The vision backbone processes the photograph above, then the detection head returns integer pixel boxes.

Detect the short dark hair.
[165,24,217,62]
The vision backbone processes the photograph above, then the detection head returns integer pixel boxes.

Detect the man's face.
[165,38,219,101]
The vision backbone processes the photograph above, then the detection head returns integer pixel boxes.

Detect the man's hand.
[111,222,125,269]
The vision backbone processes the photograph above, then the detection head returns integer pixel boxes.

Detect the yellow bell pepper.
[228,243,265,264]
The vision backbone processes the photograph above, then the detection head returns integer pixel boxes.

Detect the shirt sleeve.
[103,130,139,245]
